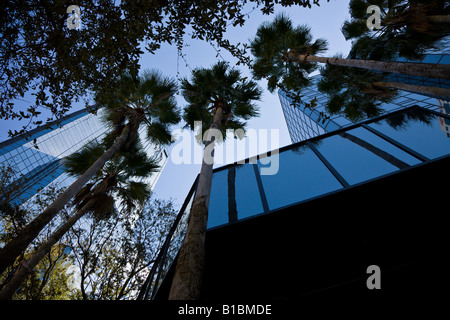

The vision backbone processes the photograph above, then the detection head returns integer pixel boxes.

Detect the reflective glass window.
[315,133,399,185]
[329,116,350,127]
[421,55,441,64]
[234,164,264,221]
[368,109,450,160]
[207,164,265,229]
[439,55,450,65]
[404,93,429,101]
[257,146,343,211]
[207,169,229,228]
[345,127,422,166]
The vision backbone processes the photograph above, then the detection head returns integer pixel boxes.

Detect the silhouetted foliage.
[343,0,450,60]
[1,0,327,138]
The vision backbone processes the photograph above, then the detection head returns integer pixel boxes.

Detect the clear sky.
[0,0,353,210]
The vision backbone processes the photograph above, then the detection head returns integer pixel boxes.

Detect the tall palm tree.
[342,0,450,60]
[0,70,180,275]
[0,140,157,299]
[251,13,327,94]
[318,57,450,119]
[250,14,450,97]
[168,61,261,299]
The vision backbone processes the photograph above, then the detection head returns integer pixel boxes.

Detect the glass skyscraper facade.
[0,107,168,206]
[140,104,450,299]
[279,53,450,144]
[0,108,105,205]
[139,54,450,301]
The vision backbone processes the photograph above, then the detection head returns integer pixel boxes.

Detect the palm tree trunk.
[0,199,96,300]
[427,15,450,23]
[372,81,450,99]
[169,106,224,300]
[0,124,132,275]
[287,51,450,80]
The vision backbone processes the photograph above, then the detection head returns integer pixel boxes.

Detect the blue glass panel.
[234,164,264,220]
[330,116,351,127]
[257,146,343,211]
[403,93,429,101]
[421,97,437,104]
[346,127,422,166]
[393,96,410,104]
[411,101,432,108]
[421,55,441,64]
[368,110,450,159]
[439,55,450,65]
[315,133,399,185]
[208,169,228,229]
[0,144,16,156]
[379,101,401,113]
[207,164,265,229]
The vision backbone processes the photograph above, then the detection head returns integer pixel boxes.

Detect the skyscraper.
[279,53,450,144]
[0,107,168,206]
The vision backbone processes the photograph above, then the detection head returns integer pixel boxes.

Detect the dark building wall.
[154,155,448,302]
[149,106,449,302]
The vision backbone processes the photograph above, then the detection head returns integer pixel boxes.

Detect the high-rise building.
[0,107,168,206]
[279,53,450,143]
[139,55,450,303]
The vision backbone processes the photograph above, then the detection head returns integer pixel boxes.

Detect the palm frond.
[121,150,160,178]
[250,13,328,93]
[181,61,261,139]
[146,121,173,145]
[64,140,105,178]
[318,57,394,122]
[89,193,116,221]
[343,0,450,60]
[94,69,180,153]
[115,181,152,212]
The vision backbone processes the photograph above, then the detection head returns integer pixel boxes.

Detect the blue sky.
[0,0,353,209]
[146,0,352,207]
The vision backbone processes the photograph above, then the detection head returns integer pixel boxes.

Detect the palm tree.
[0,70,180,275]
[251,14,327,94]
[168,61,261,299]
[318,61,396,122]
[250,14,450,97]
[318,58,450,120]
[342,0,450,60]
[383,0,450,28]
[0,140,157,299]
